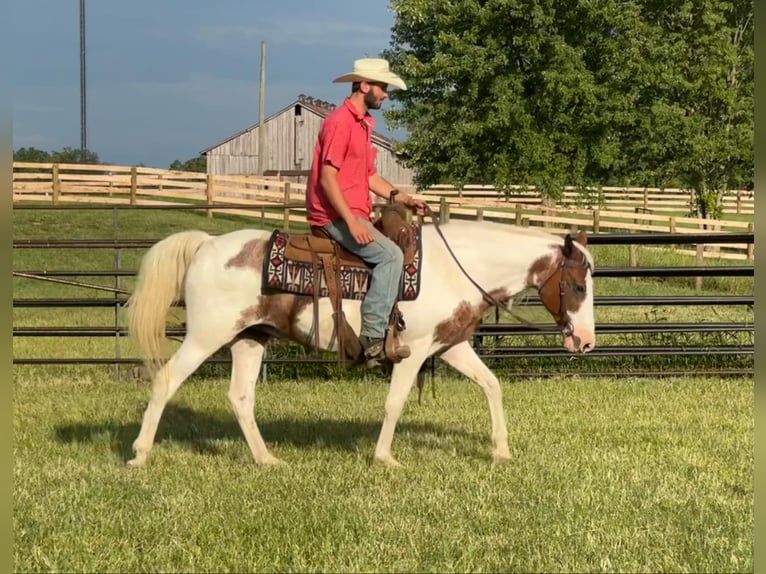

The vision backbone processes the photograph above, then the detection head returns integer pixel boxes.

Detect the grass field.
[14,372,753,573]
[13,204,754,572]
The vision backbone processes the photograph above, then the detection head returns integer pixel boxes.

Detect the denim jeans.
[322,218,404,340]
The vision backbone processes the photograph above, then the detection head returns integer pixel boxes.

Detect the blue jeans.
[322,218,404,340]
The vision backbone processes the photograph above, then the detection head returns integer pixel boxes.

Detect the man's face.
[363,81,388,109]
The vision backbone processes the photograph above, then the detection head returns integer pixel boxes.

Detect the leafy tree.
[169,156,207,173]
[383,0,753,217]
[50,147,101,164]
[14,147,52,163]
[623,0,753,218]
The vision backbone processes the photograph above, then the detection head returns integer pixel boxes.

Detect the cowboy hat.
[332,58,407,90]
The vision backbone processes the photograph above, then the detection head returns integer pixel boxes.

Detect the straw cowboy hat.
[332,58,407,90]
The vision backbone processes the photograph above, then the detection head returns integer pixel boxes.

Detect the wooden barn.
[200,95,415,185]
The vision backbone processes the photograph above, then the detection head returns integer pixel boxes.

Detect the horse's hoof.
[492,454,511,465]
[258,455,285,466]
[126,456,146,469]
[374,455,402,468]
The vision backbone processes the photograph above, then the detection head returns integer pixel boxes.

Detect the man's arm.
[320,164,375,245]
[369,173,427,215]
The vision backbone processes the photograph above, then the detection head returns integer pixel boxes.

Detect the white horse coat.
[127,220,595,467]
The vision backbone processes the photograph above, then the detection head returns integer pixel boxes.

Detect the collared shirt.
[306,98,378,227]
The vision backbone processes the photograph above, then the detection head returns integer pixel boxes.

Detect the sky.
[12,0,403,169]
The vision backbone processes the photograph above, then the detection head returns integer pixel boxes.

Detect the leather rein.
[422,203,589,337]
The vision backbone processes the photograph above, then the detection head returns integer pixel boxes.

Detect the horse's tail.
[127,230,211,376]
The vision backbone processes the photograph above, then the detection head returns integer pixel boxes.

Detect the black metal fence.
[13,204,754,378]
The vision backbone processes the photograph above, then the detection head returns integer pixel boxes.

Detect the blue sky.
[12,0,402,168]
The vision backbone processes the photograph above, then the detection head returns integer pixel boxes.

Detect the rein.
[422,204,573,335]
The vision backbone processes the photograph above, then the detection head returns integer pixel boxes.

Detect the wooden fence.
[12,162,754,260]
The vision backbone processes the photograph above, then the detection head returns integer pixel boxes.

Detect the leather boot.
[359,335,386,368]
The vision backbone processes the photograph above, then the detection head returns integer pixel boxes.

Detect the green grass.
[13,204,754,571]
[14,371,752,573]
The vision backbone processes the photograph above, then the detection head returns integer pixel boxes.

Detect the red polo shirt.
[306,99,378,227]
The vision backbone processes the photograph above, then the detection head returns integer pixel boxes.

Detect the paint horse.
[126,219,595,468]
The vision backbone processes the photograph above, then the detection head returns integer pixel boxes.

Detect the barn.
[200,95,415,185]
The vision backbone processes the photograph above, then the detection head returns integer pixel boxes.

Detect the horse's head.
[535,231,595,353]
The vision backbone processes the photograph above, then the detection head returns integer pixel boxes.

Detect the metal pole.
[114,207,121,381]
[258,41,266,175]
[80,0,87,158]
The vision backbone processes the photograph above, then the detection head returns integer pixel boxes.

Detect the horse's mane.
[434,219,595,268]
[437,219,563,242]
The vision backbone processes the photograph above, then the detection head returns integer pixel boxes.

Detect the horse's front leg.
[373,339,431,467]
[439,341,511,463]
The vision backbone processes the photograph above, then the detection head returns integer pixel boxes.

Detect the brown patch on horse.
[226,239,267,272]
[525,252,556,288]
[234,293,312,340]
[528,240,590,324]
[433,289,509,346]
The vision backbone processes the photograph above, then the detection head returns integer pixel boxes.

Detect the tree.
[384,0,645,197]
[383,0,753,216]
[169,156,207,173]
[14,147,52,163]
[49,147,101,164]
[623,0,753,218]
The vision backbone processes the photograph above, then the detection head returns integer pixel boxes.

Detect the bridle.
[536,253,592,337]
[423,204,591,336]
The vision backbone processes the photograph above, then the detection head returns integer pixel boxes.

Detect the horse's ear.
[575,230,588,246]
[563,233,574,257]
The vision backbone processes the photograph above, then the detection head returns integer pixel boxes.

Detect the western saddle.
[281,203,417,365]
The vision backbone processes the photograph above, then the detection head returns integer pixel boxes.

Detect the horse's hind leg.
[228,337,282,465]
[127,335,218,468]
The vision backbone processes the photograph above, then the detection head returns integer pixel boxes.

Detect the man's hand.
[348,219,375,245]
[404,195,428,216]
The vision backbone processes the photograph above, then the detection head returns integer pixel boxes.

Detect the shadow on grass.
[54,404,485,462]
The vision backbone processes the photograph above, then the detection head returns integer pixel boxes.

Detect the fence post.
[669,217,676,233]
[747,222,754,261]
[52,164,60,205]
[643,188,648,211]
[440,196,450,224]
[629,244,638,284]
[283,182,291,231]
[113,206,122,382]
[476,208,483,222]
[206,174,214,218]
[130,167,137,205]
[695,243,704,290]
[515,203,523,226]
[592,210,600,234]
[736,190,742,215]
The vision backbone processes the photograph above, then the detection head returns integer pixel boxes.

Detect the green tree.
[49,147,101,164]
[384,0,644,197]
[623,0,753,218]
[169,156,207,173]
[13,147,52,163]
[384,0,753,216]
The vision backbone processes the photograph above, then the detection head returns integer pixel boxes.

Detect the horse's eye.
[573,283,586,295]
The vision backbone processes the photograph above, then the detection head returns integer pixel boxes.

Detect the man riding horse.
[305,58,427,368]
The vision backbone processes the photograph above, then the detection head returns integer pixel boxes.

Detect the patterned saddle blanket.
[262,225,423,301]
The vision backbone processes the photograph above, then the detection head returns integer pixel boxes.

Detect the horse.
[125,219,595,468]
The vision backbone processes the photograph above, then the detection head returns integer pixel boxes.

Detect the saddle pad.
[262,228,422,301]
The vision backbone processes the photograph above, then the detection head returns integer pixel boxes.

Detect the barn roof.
[200,95,400,155]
